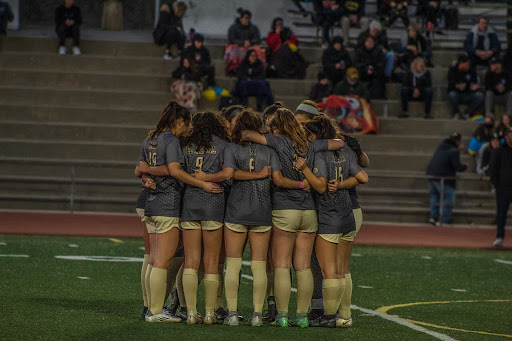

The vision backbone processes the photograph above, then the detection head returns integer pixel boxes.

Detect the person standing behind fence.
[55,0,82,55]
[426,132,467,226]
[488,128,512,247]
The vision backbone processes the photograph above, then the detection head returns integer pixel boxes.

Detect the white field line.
[450,289,467,292]
[77,276,90,280]
[0,254,29,257]
[68,244,79,248]
[0,242,7,245]
[351,305,459,341]
[494,259,512,265]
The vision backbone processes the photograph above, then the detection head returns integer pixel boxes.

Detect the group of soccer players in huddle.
[134,99,369,328]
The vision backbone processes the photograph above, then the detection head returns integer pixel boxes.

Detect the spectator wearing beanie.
[355,35,386,99]
[399,57,433,119]
[55,0,82,55]
[447,54,484,120]
[322,36,352,87]
[464,16,501,67]
[153,1,187,60]
[357,21,395,80]
[333,66,369,100]
[309,72,333,103]
[484,57,512,117]
[295,100,321,124]
[181,34,216,88]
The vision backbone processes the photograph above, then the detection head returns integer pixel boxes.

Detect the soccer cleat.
[203,312,217,325]
[336,317,353,328]
[58,46,66,55]
[224,312,239,326]
[186,311,203,325]
[307,309,323,321]
[272,313,289,327]
[178,307,188,321]
[493,238,504,247]
[263,297,277,322]
[167,287,179,315]
[141,306,148,321]
[214,307,228,321]
[72,46,81,55]
[309,315,336,328]
[251,312,263,327]
[146,310,182,323]
[295,313,309,328]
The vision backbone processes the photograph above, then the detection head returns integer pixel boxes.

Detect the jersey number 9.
[196,156,204,171]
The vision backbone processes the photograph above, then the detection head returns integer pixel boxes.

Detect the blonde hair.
[410,56,426,73]
[270,108,309,154]
[160,4,170,13]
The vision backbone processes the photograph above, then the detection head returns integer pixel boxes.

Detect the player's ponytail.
[149,101,191,141]
[231,109,262,144]
[269,108,309,155]
[304,115,337,140]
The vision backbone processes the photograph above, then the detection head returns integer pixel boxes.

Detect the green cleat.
[295,313,309,328]
[273,313,289,327]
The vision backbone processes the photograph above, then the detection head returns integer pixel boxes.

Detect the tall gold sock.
[204,273,220,316]
[251,260,268,313]
[145,264,153,310]
[176,264,186,308]
[296,268,314,314]
[141,255,149,307]
[216,263,225,309]
[339,273,352,319]
[336,277,347,312]
[274,268,291,314]
[149,267,168,314]
[183,268,198,315]
[224,257,242,312]
[267,271,275,297]
[165,257,184,304]
[322,279,339,316]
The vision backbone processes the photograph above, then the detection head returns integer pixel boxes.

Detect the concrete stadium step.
[378,117,479,136]
[365,151,474,171]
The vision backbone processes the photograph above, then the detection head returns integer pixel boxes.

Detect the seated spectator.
[468,115,495,155]
[383,0,411,28]
[333,66,370,100]
[309,72,333,103]
[55,0,82,55]
[232,50,274,111]
[447,54,484,120]
[476,133,500,176]
[358,21,395,80]
[485,57,512,117]
[170,57,202,111]
[399,57,433,119]
[355,35,386,99]
[181,34,215,88]
[266,17,299,55]
[340,0,369,45]
[225,9,265,76]
[322,36,352,86]
[463,16,500,67]
[153,1,187,60]
[268,23,308,79]
[399,23,432,68]
[496,114,511,140]
[0,0,14,52]
[416,0,442,35]
[426,132,467,226]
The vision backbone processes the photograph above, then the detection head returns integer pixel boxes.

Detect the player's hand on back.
[328,179,339,192]
[258,166,272,179]
[202,182,224,193]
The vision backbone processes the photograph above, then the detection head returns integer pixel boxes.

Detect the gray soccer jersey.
[181,136,229,222]
[224,142,282,226]
[136,146,150,209]
[313,146,362,234]
[142,132,184,218]
[265,135,328,210]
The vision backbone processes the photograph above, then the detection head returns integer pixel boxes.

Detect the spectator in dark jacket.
[504,39,512,76]
[383,0,411,27]
[333,66,370,100]
[55,0,82,55]
[228,9,261,47]
[322,36,352,86]
[463,16,501,66]
[488,128,512,246]
[355,35,386,99]
[340,0,369,45]
[447,54,484,120]
[266,17,299,55]
[426,132,467,225]
[171,57,201,82]
[476,133,499,176]
[496,114,511,140]
[399,57,433,119]
[232,49,274,111]
[310,72,333,103]
[181,34,215,88]
[153,1,187,60]
[400,23,432,68]
[0,0,14,52]
[485,57,512,117]
[357,21,395,79]
[269,22,308,79]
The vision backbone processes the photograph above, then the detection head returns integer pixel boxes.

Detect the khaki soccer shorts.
[136,208,146,223]
[272,210,318,233]
[145,216,181,234]
[339,208,363,242]
[181,220,223,231]
[225,223,272,233]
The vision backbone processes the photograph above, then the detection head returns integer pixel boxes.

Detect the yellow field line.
[108,238,124,243]
[376,300,512,338]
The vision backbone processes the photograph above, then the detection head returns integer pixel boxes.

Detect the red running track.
[0,211,510,250]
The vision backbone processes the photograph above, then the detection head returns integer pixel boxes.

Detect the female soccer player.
[296,116,368,327]
[137,101,222,323]
[242,108,344,327]
[179,112,231,325]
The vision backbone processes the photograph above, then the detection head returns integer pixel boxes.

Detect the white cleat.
[203,312,217,325]
[186,311,203,324]
[251,313,263,327]
[493,238,504,247]
[146,310,182,323]
[72,46,81,55]
[58,46,66,55]
[224,313,239,326]
[336,317,353,328]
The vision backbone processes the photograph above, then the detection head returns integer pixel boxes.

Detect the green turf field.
[1,234,511,341]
